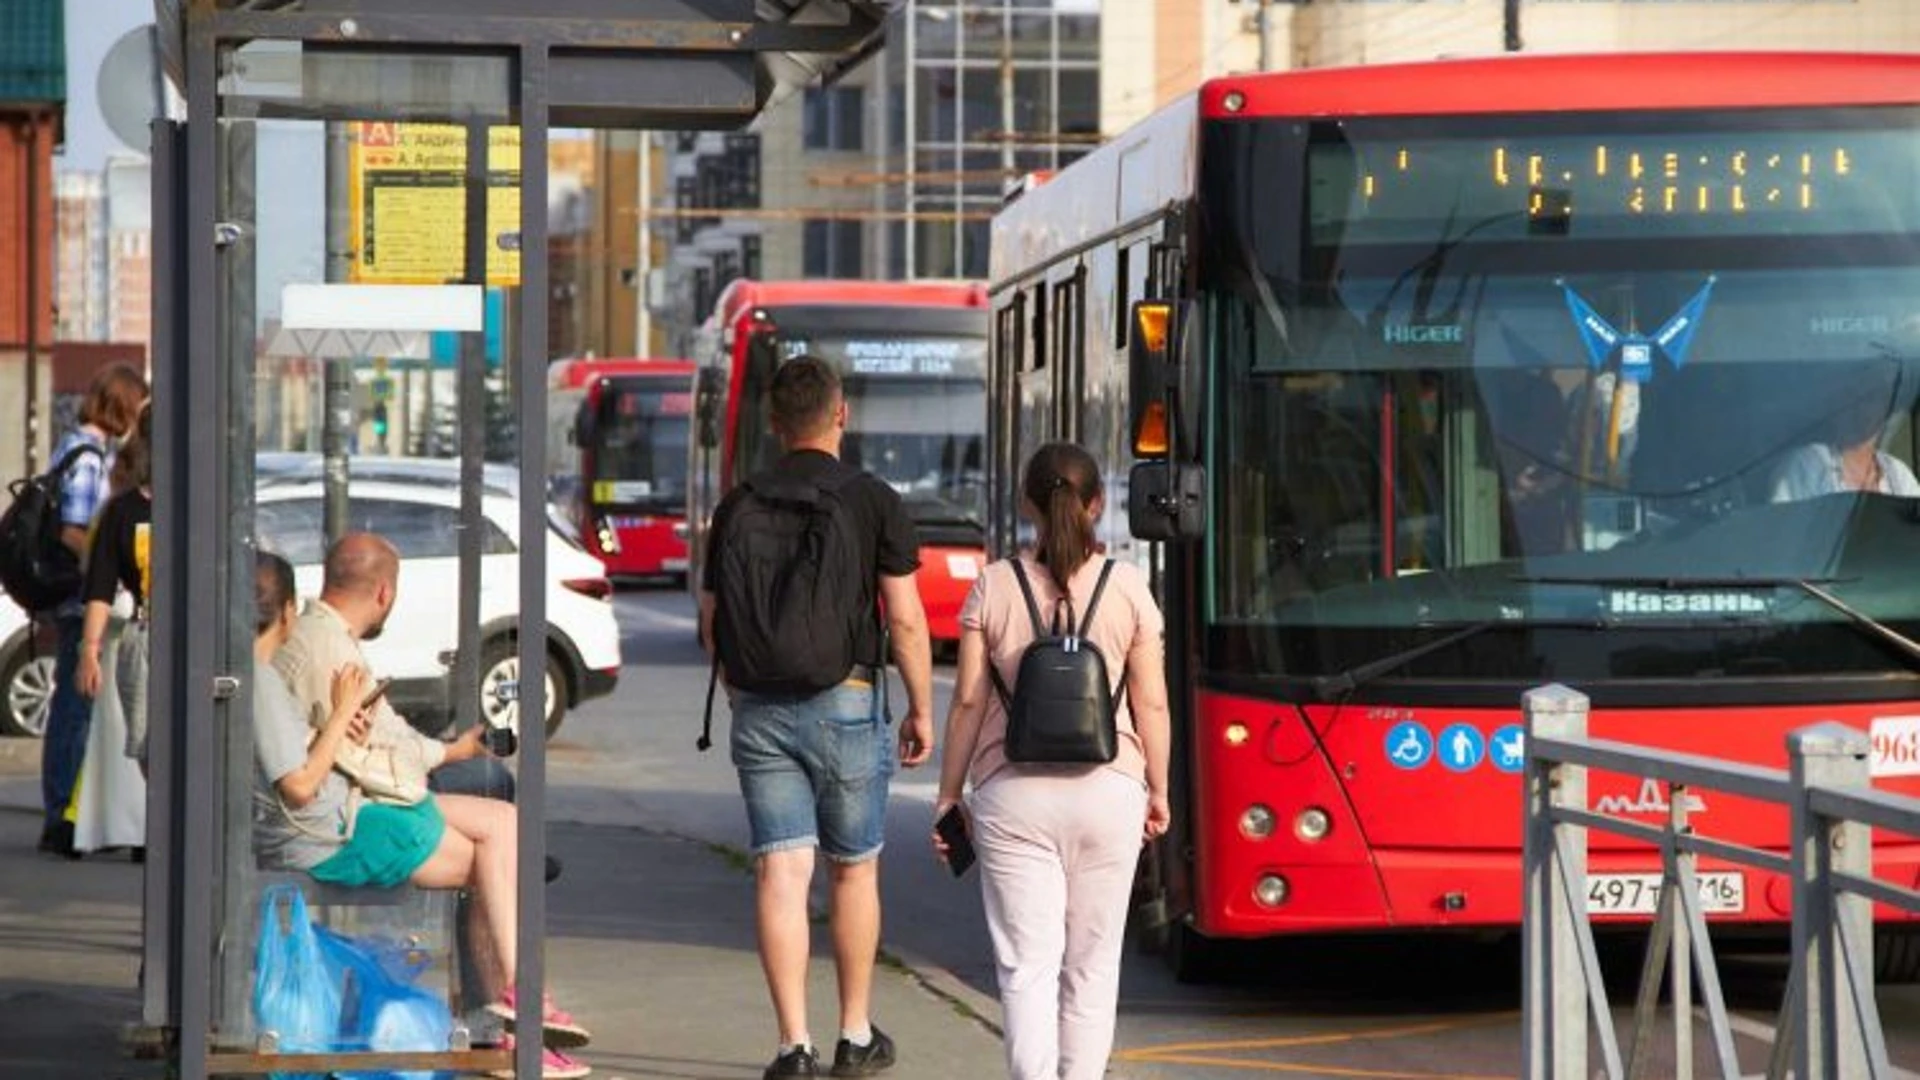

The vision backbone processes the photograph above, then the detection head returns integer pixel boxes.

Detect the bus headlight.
[596,521,621,555]
[1223,722,1250,747]
[1239,804,1276,840]
[1294,807,1332,843]
[1254,873,1290,908]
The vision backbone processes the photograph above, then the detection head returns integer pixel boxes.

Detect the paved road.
[544,588,1920,1079]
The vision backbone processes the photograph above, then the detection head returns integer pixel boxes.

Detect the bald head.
[323,532,400,599]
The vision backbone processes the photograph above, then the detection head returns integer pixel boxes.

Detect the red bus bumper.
[588,513,689,579]
[918,545,984,644]
[1193,846,1920,937]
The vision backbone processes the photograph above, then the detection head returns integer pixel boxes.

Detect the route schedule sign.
[349,122,522,286]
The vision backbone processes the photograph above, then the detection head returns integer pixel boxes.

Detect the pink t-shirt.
[959,554,1164,790]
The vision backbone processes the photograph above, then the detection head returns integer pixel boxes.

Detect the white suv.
[0,595,51,737]
[255,466,622,736]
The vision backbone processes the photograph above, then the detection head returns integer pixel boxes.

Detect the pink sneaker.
[489,1033,591,1079]
[486,988,593,1049]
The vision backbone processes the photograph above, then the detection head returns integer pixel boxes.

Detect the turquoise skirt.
[310,799,446,889]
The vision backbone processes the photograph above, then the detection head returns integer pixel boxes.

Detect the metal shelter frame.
[147,3,897,1077]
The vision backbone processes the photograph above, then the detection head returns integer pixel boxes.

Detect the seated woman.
[248,551,590,1077]
[1771,372,1920,502]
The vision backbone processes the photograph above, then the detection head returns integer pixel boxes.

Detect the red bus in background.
[990,53,1920,981]
[688,280,990,643]
[548,358,696,582]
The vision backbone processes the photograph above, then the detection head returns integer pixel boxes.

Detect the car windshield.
[1198,106,1920,685]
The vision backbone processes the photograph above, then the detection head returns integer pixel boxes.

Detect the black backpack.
[699,467,879,748]
[0,443,103,615]
[989,558,1125,765]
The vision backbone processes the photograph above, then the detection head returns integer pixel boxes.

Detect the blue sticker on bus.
[1385,721,1433,770]
[1439,724,1486,773]
[1491,725,1526,773]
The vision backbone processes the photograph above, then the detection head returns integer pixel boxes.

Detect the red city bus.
[989,53,1920,980]
[548,357,696,582]
[688,280,990,643]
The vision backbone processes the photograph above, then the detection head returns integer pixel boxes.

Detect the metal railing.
[1520,684,1920,1080]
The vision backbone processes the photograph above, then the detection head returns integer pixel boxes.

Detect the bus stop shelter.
[144,3,896,1076]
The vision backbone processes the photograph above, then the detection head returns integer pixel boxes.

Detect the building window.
[803,87,866,152]
[804,219,864,278]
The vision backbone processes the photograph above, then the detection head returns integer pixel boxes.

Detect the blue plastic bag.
[252,885,343,1080]
[315,925,455,1080]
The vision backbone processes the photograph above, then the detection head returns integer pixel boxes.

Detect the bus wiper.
[1310,620,1503,702]
[1796,580,1920,667]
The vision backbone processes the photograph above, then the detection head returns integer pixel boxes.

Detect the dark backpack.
[989,558,1124,765]
[0,443,103,615]
[713,467,876,687]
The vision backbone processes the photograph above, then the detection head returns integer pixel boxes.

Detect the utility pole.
[635,132,652,355]
[322,123,353,548]
[1505,0,1523,52]
[21,118,42,477]
[1256,0,1273,73]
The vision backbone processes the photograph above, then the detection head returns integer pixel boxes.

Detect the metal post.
[22,115,42,477]
[1522,683,1589,1080]
[1789,723,1873,1080]
[1669,786,1693,1080]
[1256,0,1272,73]
[323,123,354,546]
[636,133,652,354]
[455,122,487,738]
[903,0,917,279]
[1505,0,1524,52]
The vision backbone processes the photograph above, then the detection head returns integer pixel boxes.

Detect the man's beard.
[362,620,386,642]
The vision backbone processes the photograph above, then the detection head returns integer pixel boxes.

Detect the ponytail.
[1023,442,1103,591]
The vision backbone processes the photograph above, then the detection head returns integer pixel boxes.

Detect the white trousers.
[971,768,1147,1080]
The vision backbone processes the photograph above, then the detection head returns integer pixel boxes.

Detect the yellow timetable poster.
[348,122,522,285]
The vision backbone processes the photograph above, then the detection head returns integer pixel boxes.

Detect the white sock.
[781,1040,814,1057]
[842,1027,872,1048]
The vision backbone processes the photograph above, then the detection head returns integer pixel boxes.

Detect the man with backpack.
[698,355,934,1080]
[21,364,149,856]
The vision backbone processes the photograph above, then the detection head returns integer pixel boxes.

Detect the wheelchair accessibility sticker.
[1385,722,1434,770]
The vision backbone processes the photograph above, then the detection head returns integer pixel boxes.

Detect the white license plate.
[663,558,689,572]
[1586,872,1746,915]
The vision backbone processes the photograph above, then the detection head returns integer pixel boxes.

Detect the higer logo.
[1383,323,1465,346]
[1594,779,1708,816]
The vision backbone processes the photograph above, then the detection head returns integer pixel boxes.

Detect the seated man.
[1771,374,1920,502]
[250,551,591,1077]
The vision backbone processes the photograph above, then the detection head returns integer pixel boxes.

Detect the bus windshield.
[591,379,690,510]
[1199,106,1920,686]
[766,332,989,535]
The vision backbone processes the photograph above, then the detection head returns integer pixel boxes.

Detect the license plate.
[1586,872,1746,915]
[663,557,689,572]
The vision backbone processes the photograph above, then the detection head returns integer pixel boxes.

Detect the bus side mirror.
[572,401,597,448]
[695,368,724,449]
[1128,461,1205,542]
[1128,300,1186,458]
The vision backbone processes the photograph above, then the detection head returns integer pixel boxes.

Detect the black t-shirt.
[84,488,152,608]
[704,449,921,665]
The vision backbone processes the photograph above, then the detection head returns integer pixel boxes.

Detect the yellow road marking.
[1116,1013,1519,1079]
[1117,1053,1510,1080]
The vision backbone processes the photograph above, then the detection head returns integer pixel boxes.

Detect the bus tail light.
[1238,804,1276,840]
[1254,874,1290,908]
[1294,807,1332,843]
[563,577,614,602]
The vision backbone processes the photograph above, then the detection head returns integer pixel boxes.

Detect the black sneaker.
[830,1027,895,1077]
[764,1045,819,1079]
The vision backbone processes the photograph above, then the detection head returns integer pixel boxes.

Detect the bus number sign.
[1871,716,1920,777]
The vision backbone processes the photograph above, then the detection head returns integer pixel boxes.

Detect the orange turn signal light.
[1133,400,1170,457]
[1134,302,1172,357]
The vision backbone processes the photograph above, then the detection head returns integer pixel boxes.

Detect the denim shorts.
[730,681,894,863]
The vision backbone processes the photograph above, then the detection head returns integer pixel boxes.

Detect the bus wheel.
[1877,927,1920,983]
[1165,922,1224,985]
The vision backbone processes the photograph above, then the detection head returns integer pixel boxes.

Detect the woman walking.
[932,443,1172,1080]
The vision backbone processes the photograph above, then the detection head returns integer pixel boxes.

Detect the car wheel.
[478,638,566,738]
[1,641,55,739]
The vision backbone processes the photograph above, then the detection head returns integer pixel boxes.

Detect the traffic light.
[371,401,389,439]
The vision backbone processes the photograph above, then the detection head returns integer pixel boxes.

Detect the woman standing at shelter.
[932,443,1172,1080]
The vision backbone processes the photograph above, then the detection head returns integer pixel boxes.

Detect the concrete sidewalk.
[0,746,1004,1079]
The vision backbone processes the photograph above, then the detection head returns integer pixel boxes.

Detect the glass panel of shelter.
[208,41,521,1072]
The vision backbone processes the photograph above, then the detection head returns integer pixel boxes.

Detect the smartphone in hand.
[359,677,393,711]
[935,804,975,878]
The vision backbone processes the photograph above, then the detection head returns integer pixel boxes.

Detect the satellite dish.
[98,25,163,155]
